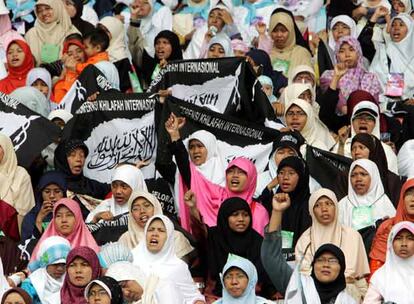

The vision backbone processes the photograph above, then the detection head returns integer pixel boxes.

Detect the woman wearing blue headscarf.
[213,254,272,303]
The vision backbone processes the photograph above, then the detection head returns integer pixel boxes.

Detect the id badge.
[385,73,404,97]
[41,43,60,64]
[352,206,373,230]
[281,230,294,249]
[272,59,290,76]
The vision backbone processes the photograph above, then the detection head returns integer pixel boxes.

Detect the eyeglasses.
[286,110,306,117]
[353,114,375,122]
[277,170,297,178]
[315,257,339,265]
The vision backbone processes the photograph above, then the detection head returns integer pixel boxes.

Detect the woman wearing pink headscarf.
[29,198,99,263]
[165,113,269,236]
[320,36,382,115]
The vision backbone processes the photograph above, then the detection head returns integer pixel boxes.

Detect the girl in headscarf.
[61,246,101,304]
[369,13,414,101]
[213,254,272,303]
[257,8,312,77]
[338,159,396,252]
[118,191,194,259]
[53,38,86,103]
[86,164,147,223]
[106,260,184,304]
[54,139,110,200]
[132,215,205,304]
[349,133,402,204]
[98,17,133,92]
[0,40,34,94]
[273,156,312,250]
[295,188,369,298]
[320,36,382,115]
[30,198,99,263]
[166,113,269,235]
[84,276,123,304]
[284,99,336,151]
[280,83,319,118]
[261,197,357,303]
[365,221,414,303]
[317,15,358,76]
[21,171,67,241]
[24,0,79,65]
[184,4,240,60]
[0,133,35,229]
[185,194,274,299]
[0,7,24,79]
[22,236,71,304]
[258,75,277,107]
[63,0,94,36]
[1,288,33,304]
[369,179,414,276]
[10,86,51,118]
[205,34,234,58]
[26,67,53,103]
[141,30,182,89]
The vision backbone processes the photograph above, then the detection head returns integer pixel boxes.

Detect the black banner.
[0,92,61,168]
[62,92,158,183]
[148,57,276,123]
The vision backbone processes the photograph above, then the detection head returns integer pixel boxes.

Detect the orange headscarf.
[0,40,34,94]
[370,178,414,262]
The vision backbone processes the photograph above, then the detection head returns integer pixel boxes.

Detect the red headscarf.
[0,40,34,94]
[61,246,101,304]
[62,39,85,54]
[30,198,99,263]
[370,178,414,262]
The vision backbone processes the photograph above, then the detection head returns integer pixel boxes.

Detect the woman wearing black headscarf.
[21,171,67,241]
[141,30,183,89]
[54,139,110,202]
[84,276,123,304]
[334,133,402,205]
[261,195,357,302]
[64,0,95,35]
[274,156,312,250]
[184,195,274,299]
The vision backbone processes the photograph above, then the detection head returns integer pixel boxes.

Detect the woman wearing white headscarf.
[365,221,414,304]
[284,98,336,151]
[86,164,147,223]
[107,261,184,304]
[398,139,414,178]
[184,3,240,60]
[118,191,194,259]
[22,236,71,304]
[26,67,53,103]
[0,133,35,228]
[25,0,79,65]
[338,159,396,231]
[205,34,234,58]
[132,215,205,304]
[369,14,414,101]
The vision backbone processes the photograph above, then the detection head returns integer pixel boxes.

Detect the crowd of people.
[0,0,414,303]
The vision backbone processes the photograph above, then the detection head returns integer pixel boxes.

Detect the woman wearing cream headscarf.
[118,191,194,260]
[295,188,370,299]
[0,133,35,229]
[257,8,312,77]
[284,99,336,151]
[25,0,79,65]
